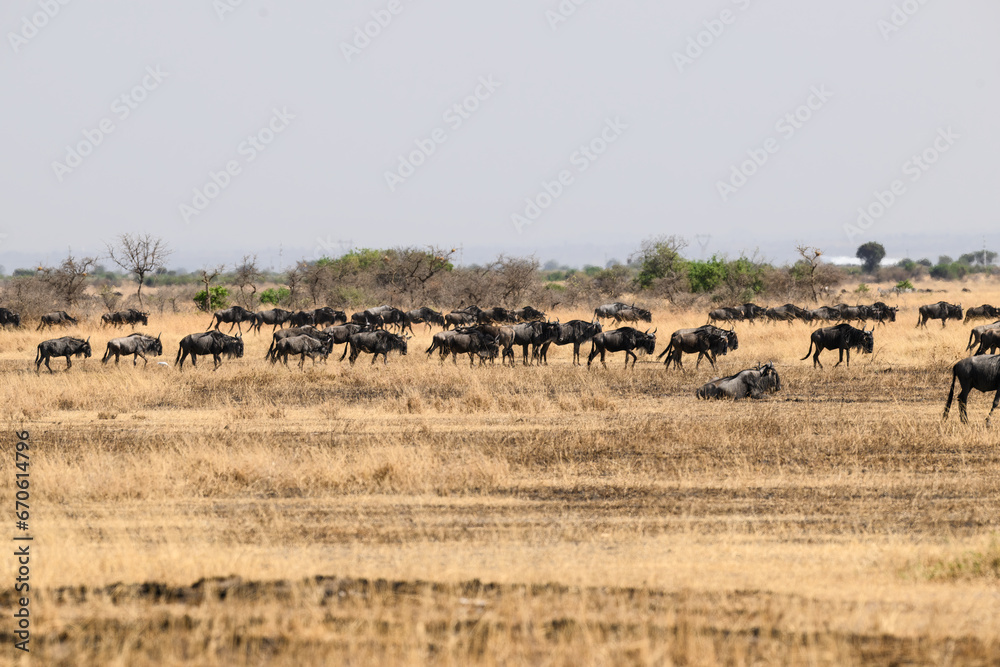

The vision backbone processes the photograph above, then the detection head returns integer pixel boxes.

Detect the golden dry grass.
[1,281,1000,665]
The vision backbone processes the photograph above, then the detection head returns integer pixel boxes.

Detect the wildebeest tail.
[656,342,672,360]
[966,329,976,351]
[942,366,958,419]
[34,344,42,364]
[799,339,815,361]
[101,343,111,364]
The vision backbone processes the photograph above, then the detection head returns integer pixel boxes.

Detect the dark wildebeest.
[441,330,498,366]
[403,307,445,333]
[963,304,999,325]
[346,330,408,365]
[102,309,148,329]
[477,307,516,324]
[739,303,766,324]
[265,325,324,360]
[833,304,867,323]
[868,302,898,325]
[176,331,244,370]
[426,329,459,358]
[968,321,1000,354]
[252,308,292,333]
[974,329,1000,356]
[272,335,333,369]
[658,325,734,371]
[502,321,560,366]
[943,354,1000,424]
[764,304,809,324]
[312,307,347,328]
[807,306,841,322]
[916,301,962,328]
[378,307,408,332]
[101,333,163,366]
[613,304,652,324]
[696,362,781,400]
[207,306,256,334]
[35,336,91,373]
[537,320,603,365]
[37,311,78,330]
[351,310,384,329]
[288,310,315,328]
[707,307,744,325]
[587,327,656,369]
[800,323,873,369]
[513,306,546,322]
[323,323,366,359]
[0,308,21,328]
[444,307,480,330]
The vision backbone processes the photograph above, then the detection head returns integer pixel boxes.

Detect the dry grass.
[2,281,1000,665]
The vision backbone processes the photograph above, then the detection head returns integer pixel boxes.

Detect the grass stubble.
[0,284,999,665]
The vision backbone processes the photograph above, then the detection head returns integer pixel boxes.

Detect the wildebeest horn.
[157,332,161,340]
[651,328,656,334]
[86,336,90,343]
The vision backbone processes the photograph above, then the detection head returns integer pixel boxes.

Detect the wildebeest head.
[222,334,244,358]
[150,333,163,356]
[858,327,874,354]
[638,328,656,354]
[80,337,92,358]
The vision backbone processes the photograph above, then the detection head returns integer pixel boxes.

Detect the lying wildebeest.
[207,306,256,334]
[176,331,244,370]
[974,329,1000,356]
[696,362,781,400]
[346,330,408,365]
[963,304,999,325]
[35,336,91,373]
[537,320,603,365]
[587,327,656,369]
[942,354,1000,424]
[967,320,1000,353]
[101,333,163,366]
[707,307,744,325]
[403,307,445,333]
[265,325,324,360]
[0,307,21,328]
[37,311,78,330]
[916,301,962,328]
[658,325,735,370]
[101,309,149,329]
[252,308,292,333]
[312,307,347,328]
[513,306,546,322]
[800,323,873,369]
[272,335,333,369]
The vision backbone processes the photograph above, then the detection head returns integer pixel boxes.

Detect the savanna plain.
[1,283,999,666]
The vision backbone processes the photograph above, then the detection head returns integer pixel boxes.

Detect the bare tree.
[795,245,823,303]
[105,233,172,306]
[39,252,97,307]
[232,254,261,309]
[195,265,224,312]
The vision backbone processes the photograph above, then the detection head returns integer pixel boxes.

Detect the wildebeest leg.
[625,349,636,368]
[65,355,72,371]
[833,349,844,368]
[813,348,823,369]
[958,384,970,424]
[986,389,1000,425]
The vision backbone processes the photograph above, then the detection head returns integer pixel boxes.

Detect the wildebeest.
[537,320,603,365]
[441,329,498,366]
[323,323,366,359]
[963,304,999,324]
[593,302,652,324]
[807,306,841,322]
[403,307,445,333]
[377,307,408,331]
[176,331,244,370]
[346,330,408,365]
[351,310,384,329]
[477,307,516,324]
[35,336,91,372]
[265,325,325,360]
[696,362,781,400]
[37,311,78,330]
[974,329,1000,356]
[252,308,292,333]
[444,307,481,330]
[101,309,149,329]
[867,302,898,325]
[289,310,315,327]
[587,327,656,369]
[501,321,560,366]
[942,354,1000,424]
[707,307,744,325]
[272,335,333,369]
[101,333,163,366]
[207,306,256,333]
[513,306,546,322]
[916,301,962,328]
[800,323,873,369]
[967,321,1000,353]
[312,307,347,328]
[739,303,766,323]
[0,308,21,328]
[764,304,810,324]
[658,325,736,370]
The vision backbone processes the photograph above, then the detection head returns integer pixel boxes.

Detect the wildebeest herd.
[10,297,1000,420]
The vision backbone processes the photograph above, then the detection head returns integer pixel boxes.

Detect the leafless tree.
[232,254,262,309]
[195,265,224,312]
[796,245,823,303]
[105,233,172,306]
[39,252,96,307]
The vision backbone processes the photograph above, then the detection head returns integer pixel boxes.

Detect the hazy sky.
[1,1,996,270]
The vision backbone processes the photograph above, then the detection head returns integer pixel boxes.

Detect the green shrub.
[193,286,229,312]
[259,287,290,306]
